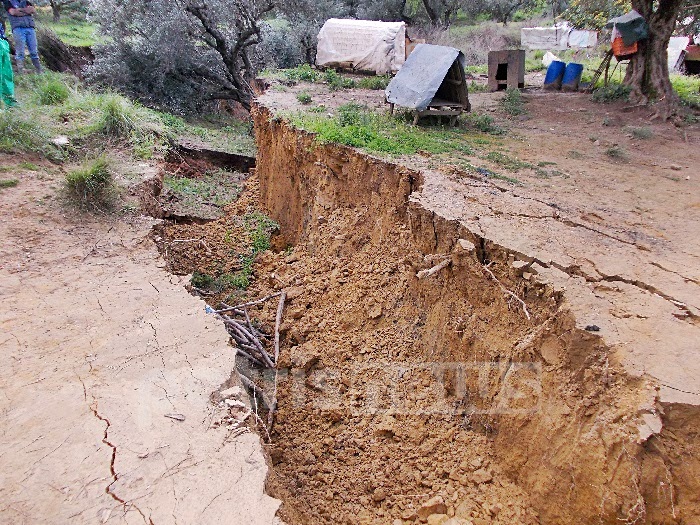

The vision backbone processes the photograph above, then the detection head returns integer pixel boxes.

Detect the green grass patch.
[357,75,391,90]
[290,103,475,156]
[0,110,58,159]
[0,178,19,188]
[671,74,700,109]
[19,161,40,171]
[36,75,71,105]
[64,156,114,208]
[490,173,521,184]
[484,151,533,171]
[36,10,97,47]
[605,145,627,161]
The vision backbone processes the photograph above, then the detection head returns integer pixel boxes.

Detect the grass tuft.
[93,95,136,137]
[64,156,113,208]
[296,91,313,105]
[0,178,19,189]
[357,75,391,90]
[592,84,631,103]
[36,76,71,105]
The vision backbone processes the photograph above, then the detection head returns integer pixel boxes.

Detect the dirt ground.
[0,156,280,524]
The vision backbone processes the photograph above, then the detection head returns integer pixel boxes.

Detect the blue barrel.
[562,62,584,91]
[544,61,566,90]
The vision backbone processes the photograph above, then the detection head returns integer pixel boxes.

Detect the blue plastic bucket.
[544,61,566,90]
[562,62,584,91]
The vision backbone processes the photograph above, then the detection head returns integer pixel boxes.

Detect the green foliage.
[468,80,489,93]
[463,112,504,135]
[64,156,113,207]
[36,11,98,47]
[357,75,391,90]
[291,103,475,156]
[0,178,19,189]
[36,75,72,105]
[244,211,279,254]
[324,69,356,91]
[191,271,215,289]
[500,88,527,116]
[296,91,313,104]
[284,64,321,82]
[592,84,631,103]
[484,151,533,171]
[563,0,630,30]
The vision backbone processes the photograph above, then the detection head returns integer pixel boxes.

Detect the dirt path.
[0,157,280,524]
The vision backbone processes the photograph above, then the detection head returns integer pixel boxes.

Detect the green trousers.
[1,39,17,108]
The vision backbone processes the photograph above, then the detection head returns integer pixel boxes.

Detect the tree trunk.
[50,0,61,22]
[624,0,683,119]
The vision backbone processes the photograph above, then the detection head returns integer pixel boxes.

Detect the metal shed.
[385,44,470,125]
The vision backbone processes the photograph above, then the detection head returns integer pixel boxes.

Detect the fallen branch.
[482,262,531,320]
[417,258,451,280]
[235,348,265,368]
[215,292,283,314]
[268,291,287,428]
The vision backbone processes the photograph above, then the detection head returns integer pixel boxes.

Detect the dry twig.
[482,262,531,320]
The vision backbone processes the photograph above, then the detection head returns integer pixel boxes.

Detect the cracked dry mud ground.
[0,156,280,524]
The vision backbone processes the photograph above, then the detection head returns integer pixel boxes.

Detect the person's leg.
[27,28,42,73]
[12,27,27,72]
[0,39,17,106]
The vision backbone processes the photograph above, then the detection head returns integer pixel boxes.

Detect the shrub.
[65,156,113,207]
[627,126,653,139]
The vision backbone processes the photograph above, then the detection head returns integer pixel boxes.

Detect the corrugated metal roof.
[385,44,466,111]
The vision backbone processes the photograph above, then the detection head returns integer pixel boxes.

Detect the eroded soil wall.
[252,104,698,525]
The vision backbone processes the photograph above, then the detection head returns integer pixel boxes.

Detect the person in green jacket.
[0,22,18,107]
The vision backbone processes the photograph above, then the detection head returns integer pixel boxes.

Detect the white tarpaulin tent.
[316,19,406,75]
[521,24,597,50]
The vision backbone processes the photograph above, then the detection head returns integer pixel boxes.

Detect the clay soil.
[159,83,700,525]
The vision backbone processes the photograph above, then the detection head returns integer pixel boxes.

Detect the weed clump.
[297,91,313,105]
[64,156,113,208]
[627,126,653,139]
[500,89,527,116]
[463,112,504,135]
[605,145,627,161]
[592,84,631,103]
[324,69,356,91]
[0,110,58,158]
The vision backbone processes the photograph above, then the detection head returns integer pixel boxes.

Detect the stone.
[418,496,447,519]
[286,286,304,300]
[457,239,476,252]
[219,386,242,399]
[372,487,387,502]
[427,514,449,525]
[368,304,383,319]
[670,164,682,171]
[455,500,475,518]
[470,468,493,484]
